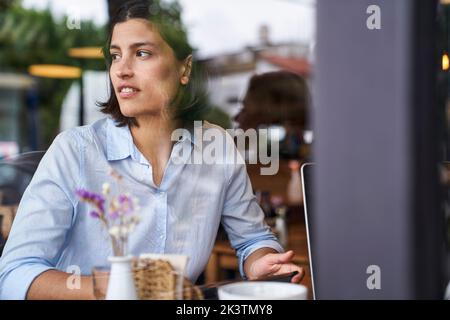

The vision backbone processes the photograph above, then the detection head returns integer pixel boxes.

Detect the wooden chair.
[0,204,18,240]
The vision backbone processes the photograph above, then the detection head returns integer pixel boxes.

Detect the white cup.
[218,281,308,300]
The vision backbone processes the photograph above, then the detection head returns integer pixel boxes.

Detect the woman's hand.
[244,249,305,284]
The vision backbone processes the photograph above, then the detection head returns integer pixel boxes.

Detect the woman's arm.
[0,131,82,299]
[27,270,94,300]
[220,130,303,283]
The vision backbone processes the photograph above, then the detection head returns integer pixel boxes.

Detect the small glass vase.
[105,255,138,300]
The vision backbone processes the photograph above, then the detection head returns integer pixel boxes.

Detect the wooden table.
[205,219,313,299]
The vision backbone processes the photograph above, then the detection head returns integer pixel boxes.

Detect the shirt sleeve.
[0,130,81,299]
[221,135,284,279]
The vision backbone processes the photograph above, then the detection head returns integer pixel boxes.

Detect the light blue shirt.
[0,117,283,299]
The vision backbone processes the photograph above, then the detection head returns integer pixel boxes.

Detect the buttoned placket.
[135,138,192,252]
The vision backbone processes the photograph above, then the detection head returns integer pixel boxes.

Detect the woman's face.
[109,18,190,119]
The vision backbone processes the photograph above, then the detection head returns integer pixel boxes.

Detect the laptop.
[300,162,318,299]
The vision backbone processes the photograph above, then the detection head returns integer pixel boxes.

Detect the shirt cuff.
[0,264,56,300]
[238,240,284,280]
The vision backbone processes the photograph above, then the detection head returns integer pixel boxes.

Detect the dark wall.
[313,0,445,299]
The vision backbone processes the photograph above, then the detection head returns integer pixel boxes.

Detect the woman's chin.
[120,110,138,118]
[119,108,162,119]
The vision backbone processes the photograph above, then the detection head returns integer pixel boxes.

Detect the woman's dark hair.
[97,0,209,127]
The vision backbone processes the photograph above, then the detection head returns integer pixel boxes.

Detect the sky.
[21,0,316,58]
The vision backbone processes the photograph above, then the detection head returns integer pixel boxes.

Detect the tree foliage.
[0,3,107,147]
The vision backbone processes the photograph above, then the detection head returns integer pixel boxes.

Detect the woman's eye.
[110,53,120,61]
[137,51,151,58]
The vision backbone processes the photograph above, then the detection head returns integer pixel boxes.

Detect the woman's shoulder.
[55,117,110,148]
[41,118,111,174]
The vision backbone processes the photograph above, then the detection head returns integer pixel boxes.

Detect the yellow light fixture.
[441,0,450,4]
[28,64,82,79]
[68,47,104,59]
[442,53,449,71]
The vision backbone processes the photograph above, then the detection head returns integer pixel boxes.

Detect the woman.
[0,1,303,299]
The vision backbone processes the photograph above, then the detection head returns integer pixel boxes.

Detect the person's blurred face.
[109,18,191,119]
[234,99,259,131]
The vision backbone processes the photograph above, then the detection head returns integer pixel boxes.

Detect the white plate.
[218,281,308,300]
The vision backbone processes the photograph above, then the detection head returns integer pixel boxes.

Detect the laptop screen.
[301,163,318,299]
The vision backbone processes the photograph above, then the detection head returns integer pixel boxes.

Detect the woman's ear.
[180,54,193,85]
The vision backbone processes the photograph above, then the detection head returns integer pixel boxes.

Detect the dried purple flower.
[76,189,105,214]
[118,194,133,214]
[75,171,140,256]
[109,210,119,220]
[90,210,100,218]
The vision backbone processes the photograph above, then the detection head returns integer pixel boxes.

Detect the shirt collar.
[106,117,201,162]
[106,117,134,161]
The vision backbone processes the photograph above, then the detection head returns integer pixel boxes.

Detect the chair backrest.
[0,151,45,256]
[0,151,46,205]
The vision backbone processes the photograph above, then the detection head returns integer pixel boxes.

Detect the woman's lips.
[117,86,140,99]
[118,90,139,99]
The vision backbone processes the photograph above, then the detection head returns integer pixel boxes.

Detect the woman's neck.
[129,114,180,164]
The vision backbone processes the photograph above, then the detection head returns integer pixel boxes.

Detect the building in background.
[199,25,312,120]
[59,71,109,132]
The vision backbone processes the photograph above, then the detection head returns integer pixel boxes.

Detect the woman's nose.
[115,58,134,79]
[234,108,245,124]
[233,111,241,123]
